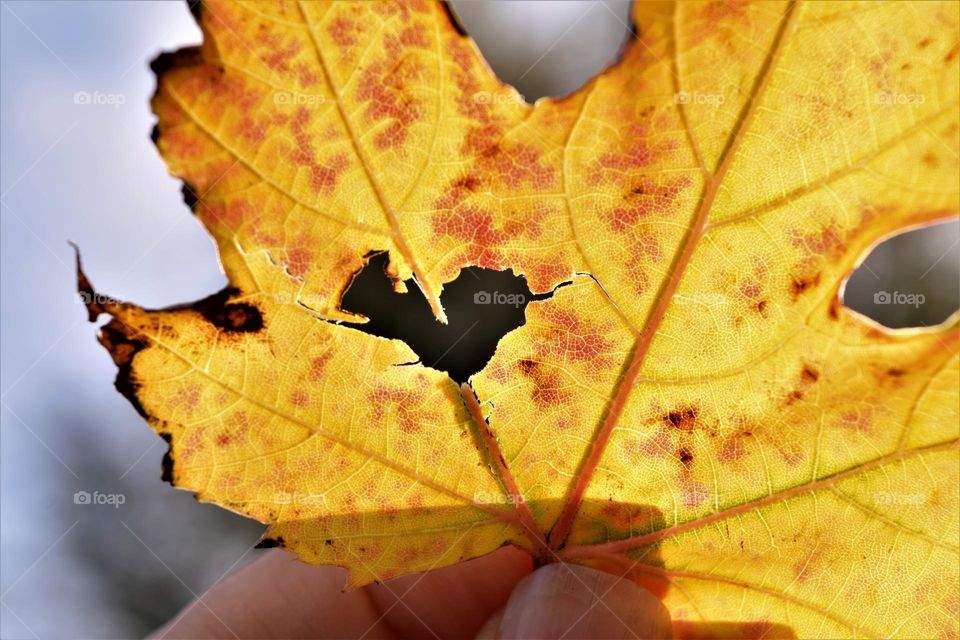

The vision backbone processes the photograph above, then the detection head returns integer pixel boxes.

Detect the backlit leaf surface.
[84,1,959,637]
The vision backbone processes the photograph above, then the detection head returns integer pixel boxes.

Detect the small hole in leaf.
[339,253,559,382]
[844,220,959,329]
[447,0,633,101]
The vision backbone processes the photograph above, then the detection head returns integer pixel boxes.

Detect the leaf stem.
[547,1,801,550]
[459,383,552,563]
[558,438,959,559]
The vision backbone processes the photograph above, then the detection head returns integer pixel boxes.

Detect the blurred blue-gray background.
[0,2,955,638]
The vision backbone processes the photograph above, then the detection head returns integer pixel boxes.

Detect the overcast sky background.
[1,2,956,638]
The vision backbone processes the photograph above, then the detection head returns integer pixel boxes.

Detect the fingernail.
[498,563,672,639]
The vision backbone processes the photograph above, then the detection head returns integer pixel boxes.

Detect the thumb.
[476,563,673,640]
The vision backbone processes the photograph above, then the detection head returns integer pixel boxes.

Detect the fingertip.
[153,546,536,639]
[496,563,673,639]
[474,607,505,639]
[364,545,534,638]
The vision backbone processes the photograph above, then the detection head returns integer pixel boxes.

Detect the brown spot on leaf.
[878,366,908,388]
[717,434,747,463]
[665,407,697,430]
[945,42,959,64]
[150,47,203,81]
[516,358,572,408]
[98,321,150,418]
[605,177,691,233]
[785,389,804,406]
[193,289,264,333]
[310,352,333,381]
[370,385,426,434]
[255,536,285,549]
[440,1,467,36]
[355,25,430,149]
[160,433,175,483]
[453,174,482,192]
[290,389,310,407]
[741,283,762,299]
[259,35,301,74]
[790,272,821,299]
[828,298,840,320]
[328,16,359,46]
[792,545,826,583]
[839,409,873,435]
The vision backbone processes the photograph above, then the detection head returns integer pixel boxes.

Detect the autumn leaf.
[80,1,959,637]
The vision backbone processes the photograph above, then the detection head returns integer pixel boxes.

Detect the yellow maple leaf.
[81,1,959,637]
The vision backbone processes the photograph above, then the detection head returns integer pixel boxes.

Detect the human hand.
[153,547,672,639]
